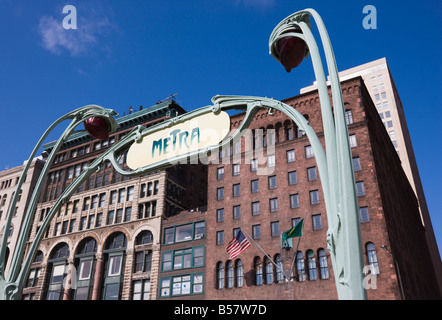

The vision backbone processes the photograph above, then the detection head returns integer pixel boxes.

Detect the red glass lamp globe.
[84,117,111,141]
[277,30,307,73]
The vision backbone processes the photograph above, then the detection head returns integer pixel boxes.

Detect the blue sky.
[0,1,441,252]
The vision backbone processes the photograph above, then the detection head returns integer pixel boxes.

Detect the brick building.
[204,76,441,300]
[22,100,207,300]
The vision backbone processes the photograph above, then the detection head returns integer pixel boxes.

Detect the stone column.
[91,253,104,300]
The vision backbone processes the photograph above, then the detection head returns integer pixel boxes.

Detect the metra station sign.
[127,110,231,170]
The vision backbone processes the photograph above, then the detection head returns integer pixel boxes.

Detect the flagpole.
[288,211,308,280]
[239,225,291,281]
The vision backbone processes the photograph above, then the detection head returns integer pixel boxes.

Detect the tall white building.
[301,57,441,291]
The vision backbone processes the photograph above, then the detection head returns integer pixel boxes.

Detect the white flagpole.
[239,225,291,281]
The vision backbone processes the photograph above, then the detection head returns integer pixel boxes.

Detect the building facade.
[301,58,441,291]
[0,157,45,277]
[204,77,441,300]
[21,101,207,300]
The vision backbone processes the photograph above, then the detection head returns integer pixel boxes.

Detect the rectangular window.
[305,145,314,159]
[115,208,123,223]
[252,225,261,239]
[345,110,354,125]
[91,195,98,209]
[360,207,370,223]
[83,198,90,211]
[217,208,224,222]
[307,167,317,181]
[127,186,134,201]
[356,181,365,196]
[118,189,125,203]
[250,159,258,172]
[175,224,193,242]
[107,210,114,225]
[267,154,276,167]
[352,157,361,171]
[290,194,299,209]
[110,191,117,204]
[233,205,241,219]
[251,179,259,193]
[312,214,322,230]
[99,193,106,208]
[216,231,224,245]
[108,255,123,276]
[232,164,240,176]
[288,171,297,185]
[269,198,278,212]
[217,187,224,200]
[217,167,224,180]
[252,201,260,216]
[349,134,357,148]
[310,190,320,205]
[271,221,280,237]
[233,184,240,197]
[286,149,295,163]
[268,175,277,189]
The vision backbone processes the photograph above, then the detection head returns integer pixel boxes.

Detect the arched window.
[136,230,153,245]
[235,259,243,287]
[226,260,234,288]
[318,249,329,279]
[366,242,380,274]
[307,250,317,280]
[254,257,263,286]
[296,251,305,282]
[46,243,70,300]
[264,257,273,284]
[217,262,224,289]
[102,232,127,300]
[74,238,97,300]
[275,254,284,283]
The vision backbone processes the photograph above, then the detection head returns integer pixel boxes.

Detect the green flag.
[282,218,304,241]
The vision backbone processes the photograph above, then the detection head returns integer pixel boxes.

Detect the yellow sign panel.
[127,111,231,170]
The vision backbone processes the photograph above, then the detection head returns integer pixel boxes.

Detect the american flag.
[226,230,251,260]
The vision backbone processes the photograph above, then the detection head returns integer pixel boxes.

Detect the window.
[286,149,295,163]
[305,145,314,159]
[110,191,117,204]
[115,208,123,223]
[307,167,317,181]
[387,120,393,128]
[252,201,260,216]
[251,179,259,193]
[271,221,279,237]
[275,255,284,283]
[265,257,273,284]
[290,194,299,209]
[176,224,193,242]
[217,208,224,222]
[217,262,224,289]
[288,171,297,185]
[217,167,224,180]
[232,164,240,176]
[163,247,204,271]
[366,243,380,274]
[352,157,361,171]
[360,207,370,223]
[108,255,123,277]
[233,184,240,197]
[268,175,277,189]
[310,190,320,205]
[99,193,106,208]
[250,159,258,172]
[133,279,150,300]
[227,261,234,288]
[356,181,365,196]
[318,249,329,279]
[345,110,354,125]
[216,231,224,245]
[267,154,276,167]
[307,250,317,280]
[233,205,241,219]
[312,214,322,230]
[269,198,278,212]
[83,197,90,211]
[349,134,357,148]
[252,225,261,239]
[236,260,243,287]
[255,257,263,286]
[118,189,125,203]
[107,210,114,225]
[217,187,224,200]
[127,186,134,201]
[160,274,203,297]
[91,195,98,209]
[296,252,306,282]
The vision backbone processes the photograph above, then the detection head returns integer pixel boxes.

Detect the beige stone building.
[0,157,45,277]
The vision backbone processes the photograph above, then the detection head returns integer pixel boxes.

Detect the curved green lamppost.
[269,8,367,300]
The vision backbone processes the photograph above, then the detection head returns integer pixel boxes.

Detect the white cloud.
[38,10,112,56]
